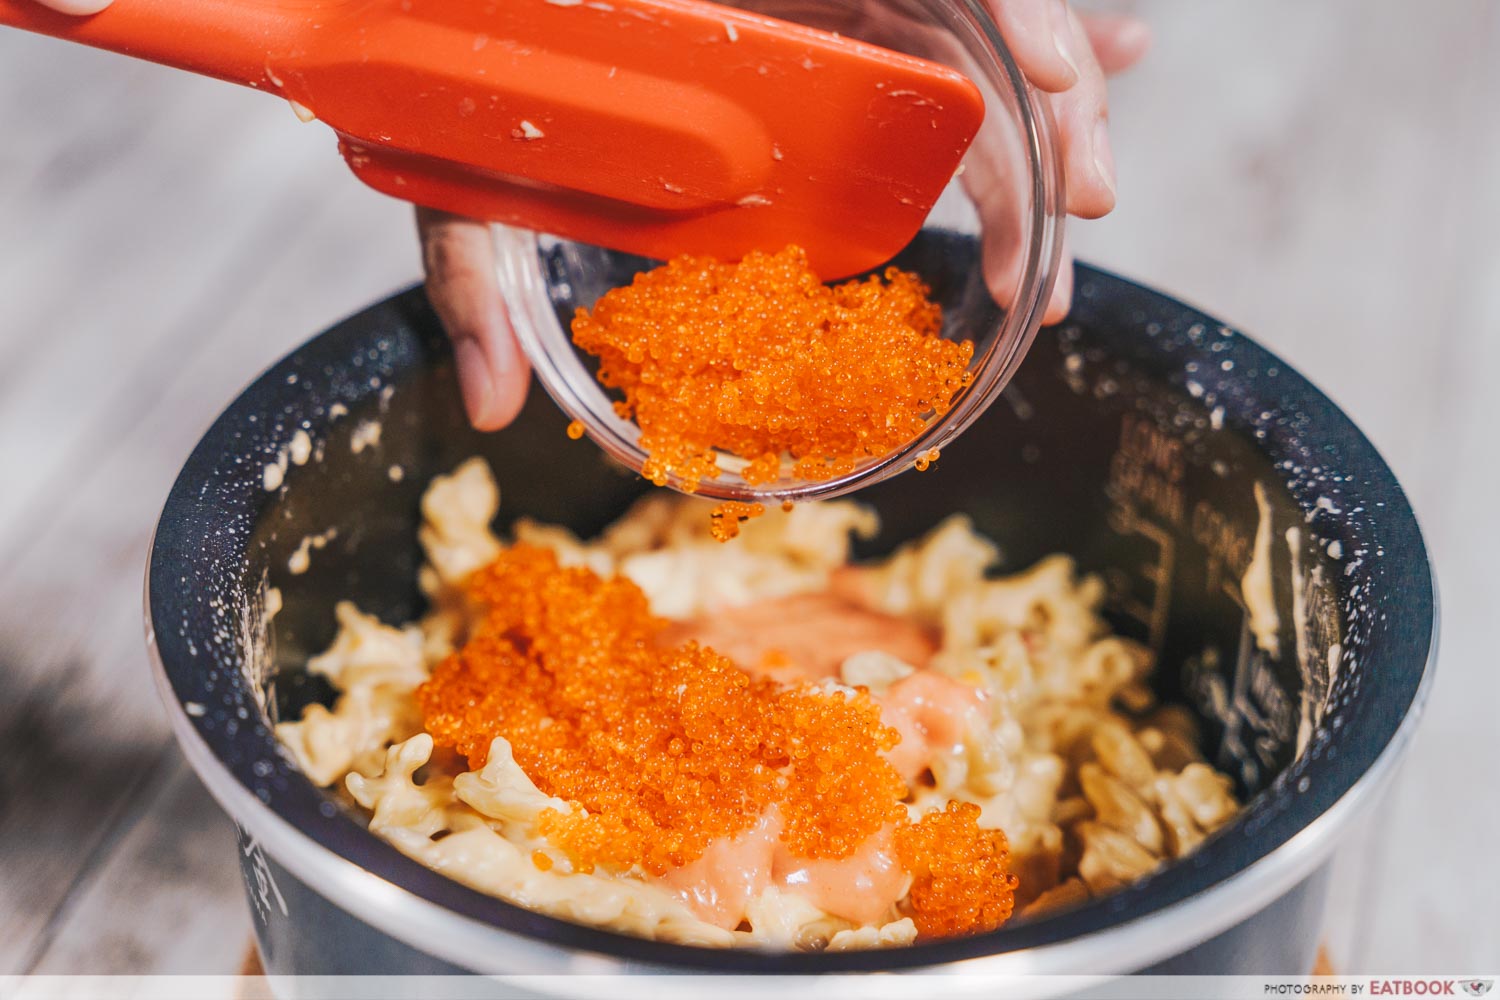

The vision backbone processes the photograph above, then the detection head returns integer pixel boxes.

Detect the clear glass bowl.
[497,0,1064,503]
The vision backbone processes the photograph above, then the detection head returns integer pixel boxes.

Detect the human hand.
[417,209,532,431]
[984,4,1151,322]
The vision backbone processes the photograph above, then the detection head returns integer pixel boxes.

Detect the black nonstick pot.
[145,261,1435,991]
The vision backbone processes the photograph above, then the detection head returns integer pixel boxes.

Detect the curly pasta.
[276,458,1239,947]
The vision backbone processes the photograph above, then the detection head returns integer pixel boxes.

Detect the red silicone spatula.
[0,0,984,276]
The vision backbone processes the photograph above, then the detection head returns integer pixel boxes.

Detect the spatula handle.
[1,0,986,277]
[0,0,317,93]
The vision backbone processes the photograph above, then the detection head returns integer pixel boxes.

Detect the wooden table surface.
[1,0,1494,976]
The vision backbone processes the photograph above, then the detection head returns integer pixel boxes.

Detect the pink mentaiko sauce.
[652,581,989,929]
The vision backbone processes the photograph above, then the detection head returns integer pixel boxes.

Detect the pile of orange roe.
[896,801,1018,938]
[570,245,973,493]
[416,544,1017,938]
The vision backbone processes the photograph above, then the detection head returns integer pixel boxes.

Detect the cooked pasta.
[275,458,1238,948]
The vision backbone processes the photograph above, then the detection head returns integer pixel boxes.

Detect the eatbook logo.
[1461,983,1493,997]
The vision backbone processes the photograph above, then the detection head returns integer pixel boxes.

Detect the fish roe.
[570,245,974,493]
[709,501,766,542]
[566,420,586,440]
[914,447,941,472]
[417,544,908,876]
[896,801,1018,938]
[417,545,1019,937]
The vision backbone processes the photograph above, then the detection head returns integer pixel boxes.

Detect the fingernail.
[454,337,496,427]
[1050,0,1081,83]
[1047,258,1074,324]
[1092,118,1117,199]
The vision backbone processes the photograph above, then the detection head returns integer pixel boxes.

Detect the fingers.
[987,0,1084,93]
[33,0,113,11]
[1039,7,1145,319]
[969,3,1143,322]
[416,208,531,431]
[1047,5,1115,219]
[986,4,1135,222]
[1042,234,1074,325]
[1078,11,1152,76]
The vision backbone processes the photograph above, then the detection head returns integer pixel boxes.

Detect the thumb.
[416,209,531,431]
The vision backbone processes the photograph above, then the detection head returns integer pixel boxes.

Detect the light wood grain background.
[0,0,1494,976]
